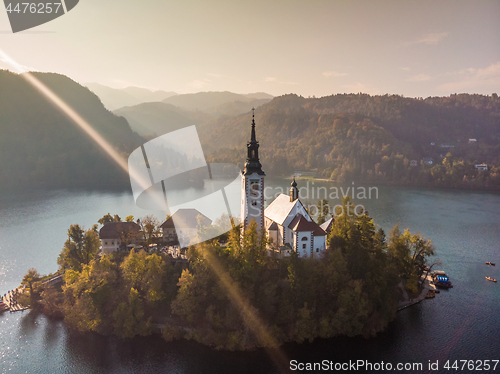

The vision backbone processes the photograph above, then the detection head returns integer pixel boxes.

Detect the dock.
[397,273,434,311]
[2,289,29,313]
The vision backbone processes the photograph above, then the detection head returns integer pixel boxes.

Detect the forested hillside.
[0,70,143,191]
[202,93,500,189]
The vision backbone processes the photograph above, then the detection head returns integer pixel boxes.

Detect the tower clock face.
[250,180,260,197]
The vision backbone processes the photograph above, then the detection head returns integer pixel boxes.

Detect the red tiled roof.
[288,214,326,236]
[99,222,140,240]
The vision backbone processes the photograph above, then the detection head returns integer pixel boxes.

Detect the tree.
[98,213,121,226]
[317,199,330,225]
[58,224,101,271]
[125,215,135,222]
[138,215,161,249]
[22,268,40,304]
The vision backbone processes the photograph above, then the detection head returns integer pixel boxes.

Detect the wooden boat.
[486,277,497,282]
[425,291,436,299]
[485,262,495,266]
[0,302,8,313]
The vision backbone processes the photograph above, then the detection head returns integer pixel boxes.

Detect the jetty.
[2,289,29,313]
[397,272,435,311]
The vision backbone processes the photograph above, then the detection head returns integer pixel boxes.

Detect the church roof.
[288,214,326,236]
[268,221,278,230]
[320,217,335,234]
[264,194,301,225]
[160,209,212,229]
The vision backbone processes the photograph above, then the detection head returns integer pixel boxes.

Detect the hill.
[162,91,272,111]
[85,83,177,110]
[201,93,500,189]
[0,70,144,191]
[114,102,209,136]
[115,95,271,136]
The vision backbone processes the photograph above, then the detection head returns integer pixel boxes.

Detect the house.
[469,139,477,144]
[240,112,328,259]
[160,208,212,247]
[99,222,140,255]
[410,160,418,167]
[475,164,488,171]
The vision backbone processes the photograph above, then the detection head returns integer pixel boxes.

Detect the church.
[240,112,330,258]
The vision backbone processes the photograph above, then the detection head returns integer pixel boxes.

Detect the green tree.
[98,213,121,226]
[138,215,161,248]
[22,268,40,304]
[58,224,101,271]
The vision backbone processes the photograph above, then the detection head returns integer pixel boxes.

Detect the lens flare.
[1,48,289,372]
[0,48,151,194]
[197,243,290,372]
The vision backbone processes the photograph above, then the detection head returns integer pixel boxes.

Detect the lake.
[1,180,499,373]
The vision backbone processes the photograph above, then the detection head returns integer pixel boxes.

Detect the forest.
[21,199,435,350]
[2,69,498,192]
[202,93,500,190]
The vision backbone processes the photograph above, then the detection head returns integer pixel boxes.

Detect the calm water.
[1,181,499,373]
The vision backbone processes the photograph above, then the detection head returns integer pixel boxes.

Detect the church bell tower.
[240,109,265,233]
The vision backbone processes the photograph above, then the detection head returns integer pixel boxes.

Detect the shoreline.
[280,176,500,194]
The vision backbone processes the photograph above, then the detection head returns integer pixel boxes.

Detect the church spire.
[243,108,265,176]
[290,177,298,202]
[250,107,257,143]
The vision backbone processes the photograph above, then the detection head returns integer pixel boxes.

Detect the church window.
[316,248,319,252]
[111,241,114,245]
[251,201,257,206]
[301,236,308,241]
[105,241,107,245]
[302,244,306,249]
[250,180,259,197]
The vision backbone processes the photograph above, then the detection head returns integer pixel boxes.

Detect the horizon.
[1,0,499,98]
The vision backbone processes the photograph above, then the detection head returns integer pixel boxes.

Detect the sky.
[0,0,499,98]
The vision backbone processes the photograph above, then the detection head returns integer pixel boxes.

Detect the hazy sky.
[1,0,499,97]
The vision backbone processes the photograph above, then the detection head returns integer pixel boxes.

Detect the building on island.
[160,208,212,245]
[474,163,488,171]
[240,111,330,258]
[99,222,140,255]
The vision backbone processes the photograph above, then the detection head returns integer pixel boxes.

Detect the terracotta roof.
[99,222,140,240]
[288,214,326,236]
[160,208,212,230]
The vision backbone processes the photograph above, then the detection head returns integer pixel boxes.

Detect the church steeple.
[290,178,298,202]
[243,108,265,176]
[240,109,265,233]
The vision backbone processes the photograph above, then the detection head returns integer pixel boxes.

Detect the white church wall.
[313,235,326,259]
[297,231,312,257]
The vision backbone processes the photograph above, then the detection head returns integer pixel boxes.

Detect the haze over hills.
[162,91,273,111]
[85,82,177,110]
[2,70,498,191]
[0,71,143,191]
[114,102,209,137]
[114,92,272,136]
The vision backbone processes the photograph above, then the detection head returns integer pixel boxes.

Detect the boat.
[0,301,8,313]
[486,277,497,282]
[425,291,436,299]
[434,275,453,289]
[485,262,496,266]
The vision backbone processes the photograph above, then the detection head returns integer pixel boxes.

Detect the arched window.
[301,236,308,241]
